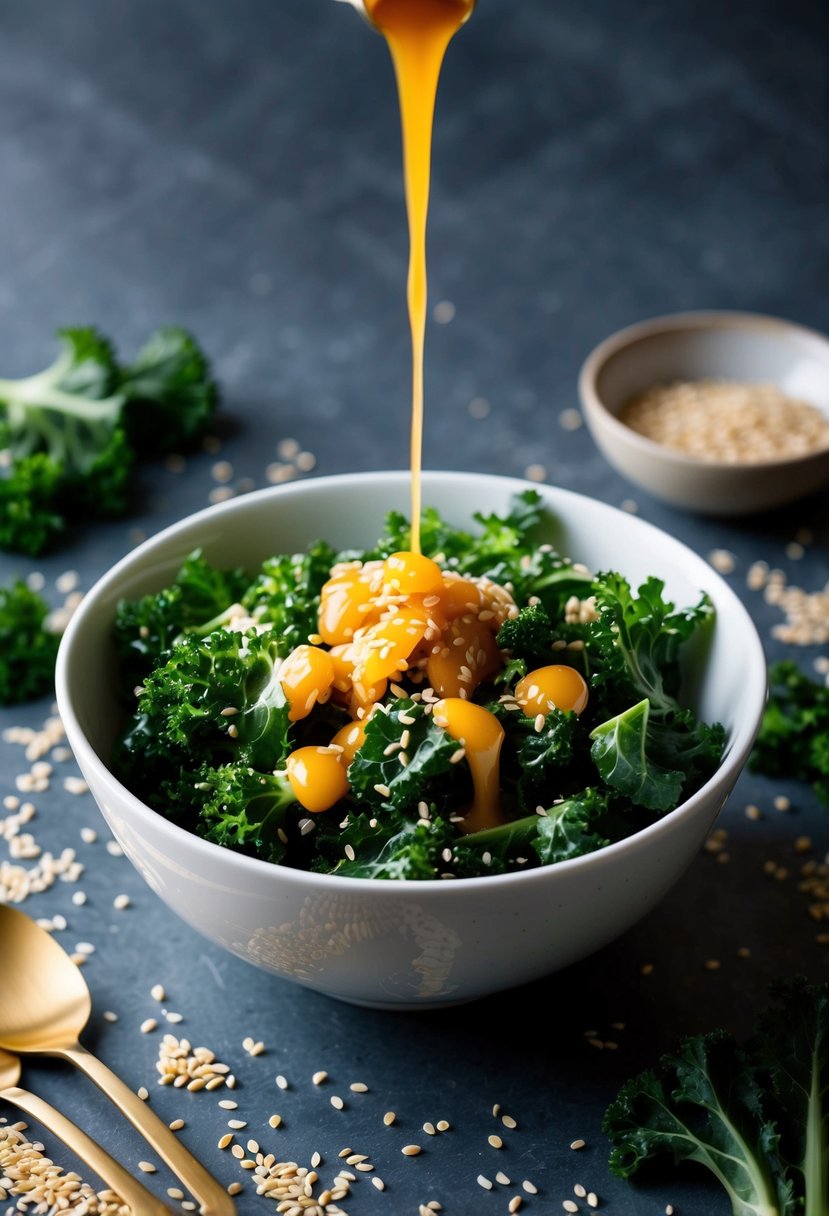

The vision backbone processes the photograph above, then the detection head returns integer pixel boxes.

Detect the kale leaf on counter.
[0,326,218,555]
[751,660,829,805]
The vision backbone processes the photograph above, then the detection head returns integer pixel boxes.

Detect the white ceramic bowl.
[579,311,829,515]
[55,472,766,1008]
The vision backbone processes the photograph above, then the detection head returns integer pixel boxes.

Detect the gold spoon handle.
[58,1042,235,1216]
[1,1084,170,1216]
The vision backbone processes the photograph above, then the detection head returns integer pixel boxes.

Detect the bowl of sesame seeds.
[54,471,766,1008]
[579,310,829,515]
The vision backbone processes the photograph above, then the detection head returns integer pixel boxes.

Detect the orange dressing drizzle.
[432,697,505,832]
[364,0,475,553]
[515,665,590,718]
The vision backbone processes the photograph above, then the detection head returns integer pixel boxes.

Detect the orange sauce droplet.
[330,719,368,764]
[515,665,590,717]
[279,645,336,722]
[426,615,502,699]
[364,0,475,552]
[432,697,504,832]
[286,746,349,813]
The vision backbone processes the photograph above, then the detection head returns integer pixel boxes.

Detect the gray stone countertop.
[0,1,827,1213]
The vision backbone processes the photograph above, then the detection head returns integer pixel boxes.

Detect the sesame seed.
[218,1134,233,1150]
[401,1144,422,1156]
[436,1120,450,1132]
[477,1175,493,1190]
[312,1071,328,1086]
[423,1122,436,1135]
[509,1199,523,1214]
[103,1010,118,1023]
[268,1115,282,1129]
[383,1112,396,1126]
[330,1096,344,1110]
[563,1202,579,1213]
[488,1134,503,1149]
[275,1074,289,1090]
[227,1183,243,1196]
[167,1188,185,1200]
[496,1171,511,1185]
[522,1180,538,1194]
[350,1082,368,1093]
[227,1120,247,1130]
[231,1144,245,1160]
[138,1161,157,1174]
[372,1177,385,1191]
[113,893,131,910]
[169,1119,185,1131]
[502,1114,518,1129]
[137,1086,149,1101]
[140,1019,158,1034]
[569,1139,586,1150]
[218,1100,238,1110]
[574,1184,586,1198]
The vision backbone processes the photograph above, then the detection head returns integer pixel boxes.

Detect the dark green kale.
[0,326,217,554]
[193,764,298,865]
[317,813,456,879]
[454,788,611,875]
[114,551,250,688]
[242,539,337,656]
[117,327,218,455]
[750,661,829,805]
[0,580,60,705]
[115,628,292,795]
[346,698,467,818]
[590,700,686,813]
[604,977,828,1216]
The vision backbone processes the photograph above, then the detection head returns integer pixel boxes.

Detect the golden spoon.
[0,1046,171,1216]
[0,905,234,1216]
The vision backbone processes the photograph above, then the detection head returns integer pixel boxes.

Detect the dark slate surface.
[1,1,828,1213]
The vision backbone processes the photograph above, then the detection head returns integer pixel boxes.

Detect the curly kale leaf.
[589,573,715,717]
[590,699,685,812]
[454,787,610,875]
[114,550,250,686]
[605,979,829,1213]
[0,580,60,705]
[604,1030,794,1216]
[117,629,292,783]
[0,453,65,554]
[347,699,465,817]
[753,977,829,1214]
[118,327,218,455]
[242,539,337,656]
[0,326,217,554]
[318,813,456,879]
[192,764,298,864]
[751,661,829,805]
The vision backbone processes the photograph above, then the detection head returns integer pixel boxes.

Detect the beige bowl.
[578,311,829,515]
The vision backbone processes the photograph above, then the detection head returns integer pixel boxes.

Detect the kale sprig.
[0,326,218,554]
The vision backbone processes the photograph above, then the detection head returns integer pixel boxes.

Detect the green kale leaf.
[590,699,685,812]
[0,580,60,705]
[751,661,829,805]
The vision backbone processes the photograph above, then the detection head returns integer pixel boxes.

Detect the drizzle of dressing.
[363,0,475,553]
[432,697,505,833]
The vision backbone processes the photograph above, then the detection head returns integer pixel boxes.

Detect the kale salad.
[112,491,725,880]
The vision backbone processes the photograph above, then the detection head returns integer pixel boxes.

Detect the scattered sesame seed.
[268,1114,282,1129]
[137,1086,149,1101]
[502,1114,517,1129]
[477,1175,493,1190]
[227,1183,243,1197]
[140,1019,158,1034]
[167,1188,185,1200]
[488,1134,503,1149]
[218,1100,238,1110]
[150,984,166,1002]
[563,1202,579,1213]
[103,1010,118,1023]
[402,1144,422,1157]
[169,1119,185,1131]
[106,840,124,856]
[587,1192,598,1208]
[372,1177,385,1191]
[496,1171,511,1185]
[276,1074,289,1090]
[350,1082,368,1093]
[330,1096,345,1110]
[383,1112,397,1126]
[524,464,546,482]
[72,891,87,907]
[522,1180,538,1195]
[113,893,131,910]
[436,1120,450,1132]
[137,1161,156,1174]
[227,1119,247,1131]
[569,1139,586,1150]
[574,1184,586,1198]
[312,1071,328,1086]
[80,826,97,844]
[705,959,721,971]
[509,1198,523,1214]
[218,1134,233,1150]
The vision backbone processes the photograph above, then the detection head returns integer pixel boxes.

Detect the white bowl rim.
[578,308,829,473]
[55,469,768,896]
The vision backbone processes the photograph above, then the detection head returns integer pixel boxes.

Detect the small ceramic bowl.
[579,311,829,515]
[55,472,766,1009]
